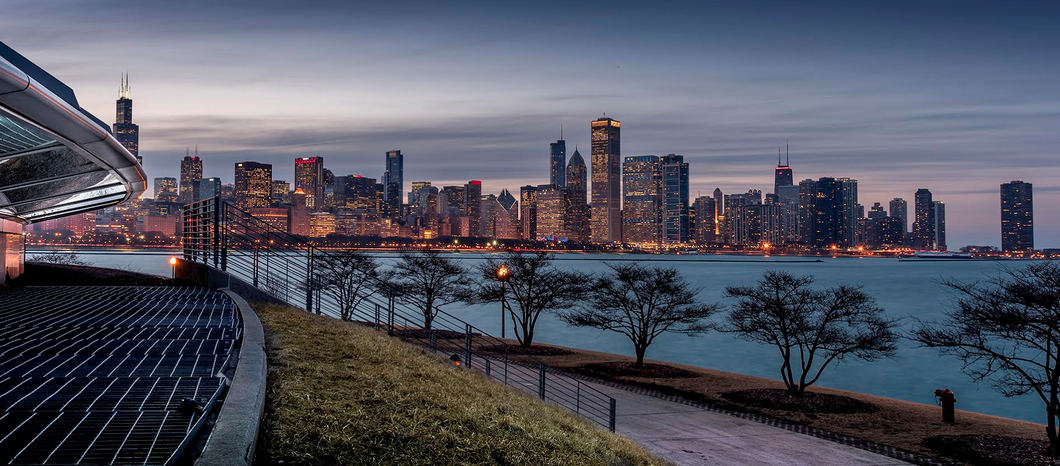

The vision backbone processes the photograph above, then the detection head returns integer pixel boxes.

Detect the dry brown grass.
[521,343,1046,464]
[253,303,667,466]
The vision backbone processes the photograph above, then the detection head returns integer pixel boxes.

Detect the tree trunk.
[1048,406,1058,457]
[635,347,646,368]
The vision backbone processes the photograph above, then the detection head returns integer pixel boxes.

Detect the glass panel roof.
[0,111,55,157]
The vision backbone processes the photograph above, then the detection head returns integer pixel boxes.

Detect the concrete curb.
[195,289,267,466]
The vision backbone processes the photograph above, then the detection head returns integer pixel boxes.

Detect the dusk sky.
[2,0,1057,247]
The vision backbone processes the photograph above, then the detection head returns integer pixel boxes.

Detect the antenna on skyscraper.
[560,124,563,140]
[194,145,198,157]
[786,139,790,166]
[778,146,782,166]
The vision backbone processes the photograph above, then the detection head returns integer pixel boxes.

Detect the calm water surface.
[31,248,1043,424]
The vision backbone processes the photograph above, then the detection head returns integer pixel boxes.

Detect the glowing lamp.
[169,257,178,266]
[496,264,510,281]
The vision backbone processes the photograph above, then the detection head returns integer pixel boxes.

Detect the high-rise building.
[234,161,272,210]
[550,135,566,187]
[464,180,482,237]
[441,186,465,217]
[520,185,537,240]
[623,155,661,245]
[153,177,177,202]
[836,178,859,247]
[868,202,887,220]
[693,196,716,244]
[535,184,568,240]
[496,189,520,240]
[271,180,290,205]
[889,198,908,235]
[737,204,782,247]
[384,150,403,217]
[810,177,842,249]
[797,179,816,244]
[660,154,690,244]
[713,188,724,235]
[566,148,589,242]
[198,177,221,201]
[1000,180,1034,253]
[933,200,947,252]
[774,145,793,196]
[912,189,934,250]
[294,156,324,208]
[590,117,621,242]
[179,150,202,203]
[335,175,384,213]
[113,74,140,164]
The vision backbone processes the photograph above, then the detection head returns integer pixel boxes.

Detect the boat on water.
[898,252,977,261]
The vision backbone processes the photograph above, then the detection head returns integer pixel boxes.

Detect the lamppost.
[169,256,178,279]
[496,263,510,339]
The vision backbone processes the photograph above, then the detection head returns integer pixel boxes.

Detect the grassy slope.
[254,303,664,466]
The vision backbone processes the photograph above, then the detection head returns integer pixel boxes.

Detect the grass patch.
[253,303,665,466]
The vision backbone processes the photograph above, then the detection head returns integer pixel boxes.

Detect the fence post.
[305,250,313,312]
[212,197,220,268]
[375,304,381,330]
[609,398,616,432]
[503,345,509,385]
[576,381,581,414]
[387,304,394,336]
[219,203,227,271]
[538,363,546,400]
[252,247,259,287]
[485,358,491,376]
[464,324,472,369]
[430,330,436,352]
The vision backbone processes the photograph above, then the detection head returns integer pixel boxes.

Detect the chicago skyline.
[5,1,1057,247]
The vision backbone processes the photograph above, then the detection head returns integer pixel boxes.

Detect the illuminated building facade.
[384,150,403,217]
[550,137,566,187]
[933,200,947,251]
[309,211,336,238]
[336,175,383,213]
[692,196,716,244]
[234,161,272,210]
[622,155,661,245]
[179,151,202,203]
[113,73,140,164]
[889,198,909,237]
[535,184,568,240]
[520,185,537,240]
[1000,180,1033,253]
[590,117,621,242]
[198,177,221,201]
[464,180,482,237]
[660,154,689,243]
[565,148,589,242]
[249,207,289,233]
[154,177,178,202]
[295,156,324,208]
[912,188,934,250]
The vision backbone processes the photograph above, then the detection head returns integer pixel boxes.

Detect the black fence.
[182,197,616,431]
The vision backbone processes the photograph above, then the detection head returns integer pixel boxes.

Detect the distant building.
[249,207,289,233]
[234,161,272,210]
[836,178,859,247]
[335,175,383,213]
[154,177,178,202]
[565,148,589,242]
[875,216,905,249]
[912,189,934,250]
[384,150,403,218]
[295,156,324,208]
[590,117,621,242]
[622,155,661,245]
[774,146,793,197]
[737,204,782,247]
[179,150,203,203]
[797,178,857,249]
[113,74,140,164]
[535,184,568,240]
[660,154,690,244]
[693,196,716,244]
[550,137,566,187]
[713,188,724,235]
[933,200,947,252]
[496,189,520,240]
[309,211,336,238]
[464,180,482,237]
[198,177,221,201]
[272,180,290,205]
[889,198,909,236]
[1001,180,1033,253]
[520,185,538,240]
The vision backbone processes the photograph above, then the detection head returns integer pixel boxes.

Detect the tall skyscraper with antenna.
[774,143,793,195]
[113,73,140,164]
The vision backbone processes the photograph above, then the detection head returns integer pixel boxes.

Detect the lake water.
[29,248,1044,425]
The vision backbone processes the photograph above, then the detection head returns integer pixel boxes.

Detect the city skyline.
[3,1,1058,247]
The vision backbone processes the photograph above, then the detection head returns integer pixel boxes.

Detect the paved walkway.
[583,381,911,466]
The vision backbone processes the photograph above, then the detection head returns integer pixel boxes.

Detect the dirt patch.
[721,389,879,415]
[576,361,700,379]
[478,344,574,357]
[925,435,1060,466]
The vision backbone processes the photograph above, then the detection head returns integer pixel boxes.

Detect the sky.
[2,0,1058,247]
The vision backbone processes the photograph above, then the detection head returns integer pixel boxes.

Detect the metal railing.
[182,197,616,431]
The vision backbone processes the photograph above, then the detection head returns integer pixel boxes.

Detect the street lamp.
[169,256,177,278]
[496,264,510,339]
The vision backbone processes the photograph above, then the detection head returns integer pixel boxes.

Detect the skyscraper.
[566,148,589,242]
[535,184,568,240]
[933,200,947,252]
[774,144,793,196]
[660,154,690,243]
[113,74,140,164]
[693,196,716,244]
[441,186,465,217]
[198,177,221,201]
[384,150,403,217]
[889,197,908,238]
[811,177,842,249]
[294,156,324,208]
[153,177,177,202]
[590,117,621,242]
[234,161,272,210]
[836,178,859,247]
[179,150,202,203]
[912,189,935,250]
[623,155,661,245]
[1000,180,1034,253]
[797,179,816,244]
[520,185,538,240]
[713,188,724,235]
[464,180,482,237]
[550,134,566,187]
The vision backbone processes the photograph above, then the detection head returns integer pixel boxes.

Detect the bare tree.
[719,270,898,396]
[387,250,473,331]
[912,262,1060,455]
[562,262,719,367]
[309,249,379,321]
[477,251,590,348]
[32,250,88,266]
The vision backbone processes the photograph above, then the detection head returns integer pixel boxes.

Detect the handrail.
[182,197,617,431]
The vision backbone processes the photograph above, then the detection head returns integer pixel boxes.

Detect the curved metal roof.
[0,41,146,224]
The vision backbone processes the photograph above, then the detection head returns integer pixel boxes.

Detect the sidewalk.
[584,380,912,466]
